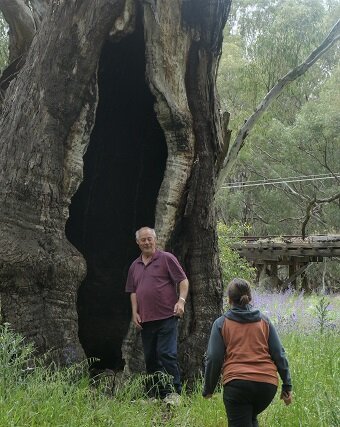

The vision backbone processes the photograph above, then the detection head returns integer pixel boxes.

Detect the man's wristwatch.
[179,297,186,303]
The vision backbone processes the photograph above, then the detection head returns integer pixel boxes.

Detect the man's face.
[136,228,156,257]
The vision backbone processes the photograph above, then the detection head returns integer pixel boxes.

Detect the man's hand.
[174,299,185,317]
[280,390,292,406]
[132,312,142,329]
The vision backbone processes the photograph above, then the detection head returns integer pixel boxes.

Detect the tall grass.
[0,293,339,427]
[259,332,339,427]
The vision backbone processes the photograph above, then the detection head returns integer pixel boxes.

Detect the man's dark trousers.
[141,316,181,398]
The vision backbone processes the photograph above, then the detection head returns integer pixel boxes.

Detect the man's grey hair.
[135,227,157,240]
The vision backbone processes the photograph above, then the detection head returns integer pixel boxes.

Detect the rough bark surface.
[0,0,127,363]
[0,0,231,380]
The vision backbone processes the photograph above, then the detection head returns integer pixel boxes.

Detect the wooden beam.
[282,263,310,288]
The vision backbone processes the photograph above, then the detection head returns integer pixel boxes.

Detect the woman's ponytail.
[227,278,252,307]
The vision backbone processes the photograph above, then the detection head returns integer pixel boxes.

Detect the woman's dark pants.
[141,316,181,398]
[223,380,277,427]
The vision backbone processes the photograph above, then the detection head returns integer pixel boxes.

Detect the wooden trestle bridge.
[231,234,340,289]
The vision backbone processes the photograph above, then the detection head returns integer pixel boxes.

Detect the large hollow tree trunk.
[0,0,230,380]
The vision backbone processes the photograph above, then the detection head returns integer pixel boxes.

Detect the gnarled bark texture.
[0,0,230,380]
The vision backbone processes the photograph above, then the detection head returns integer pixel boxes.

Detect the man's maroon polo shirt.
[125,250,187,323]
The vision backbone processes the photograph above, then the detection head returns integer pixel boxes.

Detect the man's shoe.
[163,392,181,406]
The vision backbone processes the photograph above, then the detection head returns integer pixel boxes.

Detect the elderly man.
[125,226,189,399]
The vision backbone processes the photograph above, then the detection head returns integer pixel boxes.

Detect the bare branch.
[250,209,269,225]
[301,192,340,239]
[279,216,305,223]
[218,19,340,184]
[252,144,283,163]
[0,0,36,61]
[320,132,340,184]
[316,191,340,204]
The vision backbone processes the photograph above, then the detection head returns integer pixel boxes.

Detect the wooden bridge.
[231,235,340,289]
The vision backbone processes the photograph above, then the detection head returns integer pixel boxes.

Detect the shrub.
[217,221,256,286]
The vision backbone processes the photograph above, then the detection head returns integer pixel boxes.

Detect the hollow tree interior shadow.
[65,21,167,370]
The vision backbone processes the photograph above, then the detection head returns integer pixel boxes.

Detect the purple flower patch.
[237,289,340,335]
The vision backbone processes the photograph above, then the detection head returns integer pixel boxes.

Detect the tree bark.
[0,0,128,364]
[0,0,230,381]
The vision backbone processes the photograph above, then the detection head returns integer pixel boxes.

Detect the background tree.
[218,67,340,236]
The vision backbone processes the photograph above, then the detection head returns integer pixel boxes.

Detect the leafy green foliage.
[217,222,256,286]
[217,0,340,238]
[219,0,339,125]
[219,66,340,237]
[0,12,8,71]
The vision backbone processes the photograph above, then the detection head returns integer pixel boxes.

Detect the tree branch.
[301,191,340,239]
[320,132,340,184]
[218,18,340,184]
[279,216,305,223]
[316,191,340,204]
[0,0,36,62]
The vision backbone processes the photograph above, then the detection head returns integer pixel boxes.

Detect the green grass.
[259,333,340,427]
[0,326,339,426]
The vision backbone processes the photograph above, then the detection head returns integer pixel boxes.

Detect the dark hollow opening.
[65,23,167,370]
